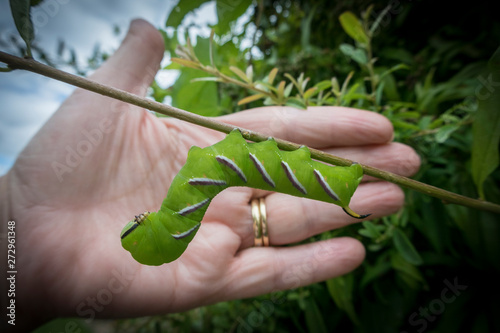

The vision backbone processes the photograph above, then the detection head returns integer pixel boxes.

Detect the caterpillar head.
[120,210,200,266]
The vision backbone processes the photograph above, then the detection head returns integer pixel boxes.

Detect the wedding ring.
[251,198,269,247]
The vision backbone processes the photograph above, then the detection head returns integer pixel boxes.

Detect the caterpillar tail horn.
[342,207,371,219]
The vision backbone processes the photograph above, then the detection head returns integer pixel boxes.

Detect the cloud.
[0,71,74,172]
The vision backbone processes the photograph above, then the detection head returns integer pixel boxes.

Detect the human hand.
[0,19,420,331]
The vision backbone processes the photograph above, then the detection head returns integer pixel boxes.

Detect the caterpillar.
[120,129,369,266]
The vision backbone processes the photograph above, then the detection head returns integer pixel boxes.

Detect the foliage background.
[28,0,500,332]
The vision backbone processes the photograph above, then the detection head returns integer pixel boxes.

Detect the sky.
[0,0,219,175]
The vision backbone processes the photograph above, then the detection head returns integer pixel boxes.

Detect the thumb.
[89,19,165,96]
[12,19,165,182]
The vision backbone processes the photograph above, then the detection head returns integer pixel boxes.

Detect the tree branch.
[1,51,499,214]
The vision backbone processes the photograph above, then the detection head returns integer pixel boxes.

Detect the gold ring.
[251,198,269,247]
[259,198,269,246]
[251,198,263,246]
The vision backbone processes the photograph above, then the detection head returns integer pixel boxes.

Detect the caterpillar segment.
[121,129,370,265]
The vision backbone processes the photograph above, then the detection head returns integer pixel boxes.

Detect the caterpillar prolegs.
[120,129,369,266]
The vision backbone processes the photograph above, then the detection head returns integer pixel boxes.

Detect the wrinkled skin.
[0,19,420,332]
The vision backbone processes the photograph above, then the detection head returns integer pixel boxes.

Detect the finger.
[259,182,404,246]
[327,143,421,179]
[220,106,393,147]
[210,181,403,248]
[222,237,365,299]
[50,19,164,128]
[89,19,164,95]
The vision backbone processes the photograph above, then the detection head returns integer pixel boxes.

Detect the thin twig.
[1,51,499,214]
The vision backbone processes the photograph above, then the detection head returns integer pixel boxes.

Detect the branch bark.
[1,51,499,214]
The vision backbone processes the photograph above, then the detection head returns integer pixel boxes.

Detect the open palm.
[3,20,420,330]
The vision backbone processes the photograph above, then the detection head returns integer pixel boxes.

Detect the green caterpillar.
[120,129,369,266]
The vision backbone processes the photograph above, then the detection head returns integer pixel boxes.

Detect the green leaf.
[379,63,410,80]
[166,0,210,28]
[304,298,328,333]
[190,77,224,83]
[284,73,300,91]
[170,58,201,70]
[472,47,500,199]
[435,124,460,143]
[314,80,332,91]
[390,252,426,289]
[229,66,250,82]
[267,68,279,85]
[215,0,252,35]
[174,78,220,116]
[209,29,215,67]
[237,93,266,105]
[339,44,367,65]
[360,260,391,289]
[303,87,318,100]
[253,81,276,92]
[169,36,220,116]
[276,81,286,98]
[418,115,434,130]
[284,82,294,98]
[339,11,369,44]
[301,5,317,49]
[392,228,423,265]
[375,80,385,105]
[369,5,391,35]
[191,76,224,82]
[396,111,420,120]
[327,273,359,325]
[359,221,382,239]
[342,82,364,103]
[380,71,400,101]
[285,97,307,110]
[9,0,34,57]
[331,77,340,95]
[300,76,310,93]
[358,229,374,238]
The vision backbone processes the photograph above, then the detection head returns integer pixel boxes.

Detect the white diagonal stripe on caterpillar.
[281,161,307,194]
[171,223,201,239]
[177,198,210,216]
[249,153,276,188]
[313,169,340,201]
[216,155,247,182]
[189,178,227,186]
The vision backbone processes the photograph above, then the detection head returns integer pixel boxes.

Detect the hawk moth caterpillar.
[120,129,369,266]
